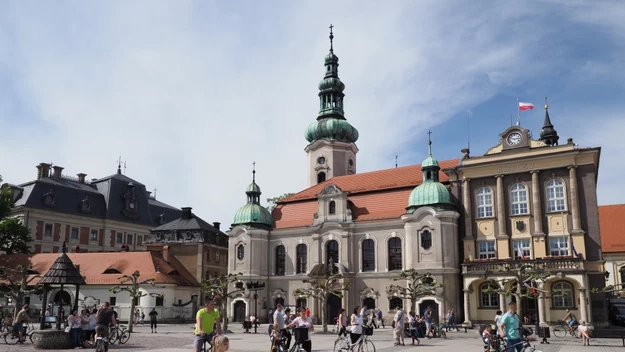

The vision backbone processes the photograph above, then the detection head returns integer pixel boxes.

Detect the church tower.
[304,26,359,187]
[539,96,560,146]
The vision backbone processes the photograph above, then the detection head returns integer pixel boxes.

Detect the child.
[270,323,282,351]
[408,311,420,345]
[482,325,493,352]
[578,321,590,346]
[213,335,229,352]
[140,311,145,325]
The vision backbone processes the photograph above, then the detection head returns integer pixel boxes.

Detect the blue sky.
[1,0,624,225]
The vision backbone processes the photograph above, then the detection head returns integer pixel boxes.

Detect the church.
[226,28,606,326]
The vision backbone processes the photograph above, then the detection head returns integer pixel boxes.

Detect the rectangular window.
[110,297,117,306]
[70,227,79,239]
[137,235,143,247]
[90,229,98,241]
[216,251,220,263]
[133,296,140,306]
[206,249,210,261]
[126,234,133,245]
[155,296,164,306]
[478,241,496,259]
[44,224,53,237]
[116,233,123,244]
[513,239,531,260]
[549,237,570,256]
[476,188,494,218]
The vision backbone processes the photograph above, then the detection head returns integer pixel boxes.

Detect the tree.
[109,270,161,332]
[293,270,350,332]
[0,264,42,318]
[266,193,295,212]
[200,272,244,331]
[386,269,443,313]
[0,177,32,254]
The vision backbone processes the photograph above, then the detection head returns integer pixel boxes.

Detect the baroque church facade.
[226,29,606,325]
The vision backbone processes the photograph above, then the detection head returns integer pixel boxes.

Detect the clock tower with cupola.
[304,26,359,187]
[498,126,533,152]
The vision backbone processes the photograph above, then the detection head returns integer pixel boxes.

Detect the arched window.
[296,244,307,274]
[236,244,244,261]
[275,245,286,276]
[480,283,499,308]
[421,230,432,250]
[388,237,402,271]
[361,239,375,272]
[389,297,403,310]
[329,201,336,215]
[552,281,574,308]
[546,179,566,212]
[326,240,339,274]
[477,187,494,218]
[317,172,326,184]
[510,183,529,215]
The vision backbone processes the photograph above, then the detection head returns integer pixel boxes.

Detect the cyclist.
[15,305,31,341]
[95,302,117,351]
[498,302,522,352]
[194,297,222,352]
[563,309,578,334]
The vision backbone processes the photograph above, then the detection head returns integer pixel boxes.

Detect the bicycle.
[333,326,376,352]
[552,320,579,338]
[488,327,543,352]
[197,332,215,352]
[4,322,36,344]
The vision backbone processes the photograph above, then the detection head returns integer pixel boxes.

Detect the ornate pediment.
[271,288,287,300]
[319,183,342,196]
[359,287,380,300]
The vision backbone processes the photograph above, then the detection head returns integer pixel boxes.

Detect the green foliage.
[109,270,161,332]
[200,273,244,331]
[0,178,32,254]
[591,285,625,296]
[266,193,295,211]
[0,264,42,318]
[293,271,349,332]
[386,269,443,312]
[480,262,552,299]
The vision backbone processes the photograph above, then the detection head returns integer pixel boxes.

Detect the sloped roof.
[272,159,459,229]
[39,249,86,285]
[599,204,625,253]
[0,251,199,286]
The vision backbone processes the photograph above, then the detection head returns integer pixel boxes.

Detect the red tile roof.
[0,251,200,286]
[599,204,625,253]
[272,159,459,229]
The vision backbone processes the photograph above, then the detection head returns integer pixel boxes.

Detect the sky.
[1,0,624,226]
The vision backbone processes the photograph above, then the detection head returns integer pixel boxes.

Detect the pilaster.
[463,289,472,326]
[530,171,545,237]
[568,165,584,235]
[495,175,508,239]
[463,179,474,239]
[579,287,588,323]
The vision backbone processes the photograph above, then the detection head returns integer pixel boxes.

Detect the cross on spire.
[252,161,256,183]
[117,155,123,174]
[427,130,433,155]
[545,95,549,110]
[329,24,334,52]
[153,187,158,199]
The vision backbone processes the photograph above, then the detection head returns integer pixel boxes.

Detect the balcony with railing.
[461,256,585,275]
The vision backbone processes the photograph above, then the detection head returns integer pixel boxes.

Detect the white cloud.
[0,0,624,226]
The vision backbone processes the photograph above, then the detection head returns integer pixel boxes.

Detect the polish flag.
[519,102,534,111]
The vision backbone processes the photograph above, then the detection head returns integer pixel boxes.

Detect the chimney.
[52,165,64,178]
[181,207,193,220]
[162,245,170,262]
[77,173,87,183]
[37,162,51,179]
[567,138,574,145]
[461,148,470,159]
[213,222,221,231]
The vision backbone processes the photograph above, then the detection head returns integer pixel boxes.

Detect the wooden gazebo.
[38,242,86,330]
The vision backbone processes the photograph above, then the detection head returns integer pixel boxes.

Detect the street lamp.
[246,280,265,334]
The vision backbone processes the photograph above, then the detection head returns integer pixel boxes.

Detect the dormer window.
[329,201,336,215]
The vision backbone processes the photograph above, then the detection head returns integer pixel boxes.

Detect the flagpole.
[516,99,520,126]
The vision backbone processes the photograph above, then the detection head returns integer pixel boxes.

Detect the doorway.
[233,301,246,322]
[326,293,342,324]
[418,299,439,323]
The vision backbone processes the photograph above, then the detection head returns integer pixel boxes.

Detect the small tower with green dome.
[232,163,273,229]
[305,25,359,187]
[407,131,455,212]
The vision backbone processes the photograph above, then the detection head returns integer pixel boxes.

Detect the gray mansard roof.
[148,208,228,248]
[11,169,181,227]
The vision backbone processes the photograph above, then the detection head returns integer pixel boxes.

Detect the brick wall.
[53,223,61,242]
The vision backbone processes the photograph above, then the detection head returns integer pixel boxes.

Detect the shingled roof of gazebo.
[39,242,86,285]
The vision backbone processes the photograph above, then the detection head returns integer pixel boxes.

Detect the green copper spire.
[232,162,273,229]
[305,25,359,144]
[407,131,453,210]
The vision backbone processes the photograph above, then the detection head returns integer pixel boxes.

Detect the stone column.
[568,166,583,233]
[579,288,588,323]
[496,175,507,238]
[530,171,545,236]
[538,283,547,327]
[463,289,472,325]
[463,179,473,239]
[499,293,506,313]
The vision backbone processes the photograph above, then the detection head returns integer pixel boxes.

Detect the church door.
[419,299,439,323]
[326,294,342,324]
[233,301,246,322]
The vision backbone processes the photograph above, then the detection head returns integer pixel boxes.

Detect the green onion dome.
[305,118,359,144]
[407,182,453,208]
[232,203,273,228]
[421,155,439,169]
[247,182,261,194]
[318,77,345,92]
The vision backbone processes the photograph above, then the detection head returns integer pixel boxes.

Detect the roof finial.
[252,161,256,183]
[117,155,122,175]
[61,241,67,253]
[329,24,334,52]
[427,130,433,156]
[545,95,549,110]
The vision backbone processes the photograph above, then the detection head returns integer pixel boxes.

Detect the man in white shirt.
[393,306,405,346]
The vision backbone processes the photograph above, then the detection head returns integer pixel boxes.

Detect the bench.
[588,328,625,347]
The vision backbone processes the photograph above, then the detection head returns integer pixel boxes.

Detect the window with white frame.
[478,241,496,259]
[90,229,98,241]
[480,283,499,308]
[510,183,529,215]
[44,224,53,237]
[70,227,79,240]
[546,179,566,212]
[552,281,574,308]
[549,237,570,256]
[513,239,531,260]
[477,187,494,218]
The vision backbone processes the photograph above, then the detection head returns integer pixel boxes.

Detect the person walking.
[350,307,363,345]
[149,308,158,333]
[337,308,348,337]
[392,306,405,346]
[498,302,522,352]
[424,306,433,338]
[286,307,313,352]
[376,308,384,328]
[95,302,117,351]
[408,311,420,345]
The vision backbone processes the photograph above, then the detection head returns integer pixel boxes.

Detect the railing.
[461,257,585,274]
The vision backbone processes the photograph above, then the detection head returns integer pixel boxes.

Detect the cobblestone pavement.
[3,324,625,352]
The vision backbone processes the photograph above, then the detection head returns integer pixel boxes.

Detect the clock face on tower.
[506,132,522,146]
